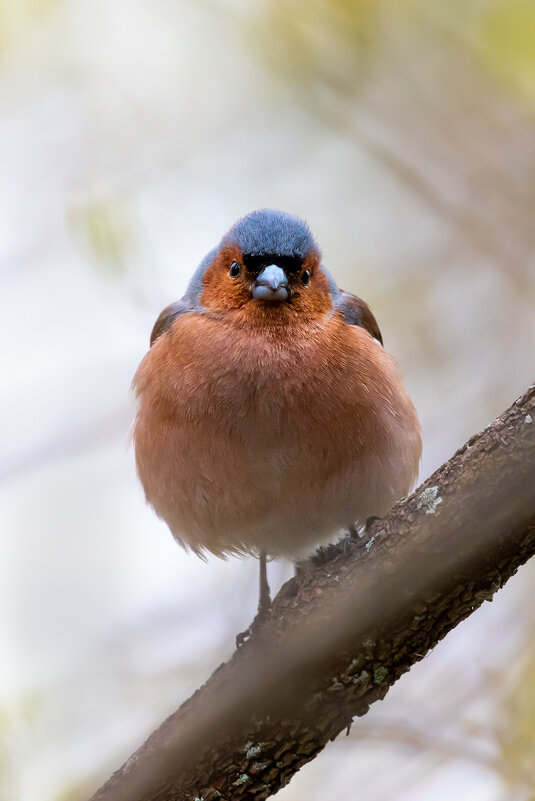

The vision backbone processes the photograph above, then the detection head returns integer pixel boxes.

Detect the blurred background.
[1,1,535,799]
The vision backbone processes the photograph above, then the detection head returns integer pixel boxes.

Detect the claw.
[235,601,271,648]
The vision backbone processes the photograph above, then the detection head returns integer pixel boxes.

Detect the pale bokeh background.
[1,2,535,800]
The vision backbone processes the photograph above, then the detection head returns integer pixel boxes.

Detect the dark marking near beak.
[252,265,289,302]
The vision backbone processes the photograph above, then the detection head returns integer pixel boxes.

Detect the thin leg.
[235,552,271,648]
[258,551,271,617]
[349,523,360,539]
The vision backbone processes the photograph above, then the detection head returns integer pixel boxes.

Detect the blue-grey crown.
[221,209,319,259]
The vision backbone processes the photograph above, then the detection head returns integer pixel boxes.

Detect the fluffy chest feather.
[146,313,368,428]
[133,311,420,557]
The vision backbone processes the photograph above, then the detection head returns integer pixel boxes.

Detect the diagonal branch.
[90,384,535,801]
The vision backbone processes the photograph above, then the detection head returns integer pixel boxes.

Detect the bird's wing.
[150,299,193,346]
[334,290,383,346]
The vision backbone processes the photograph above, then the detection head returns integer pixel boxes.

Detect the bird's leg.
[344,517,380,553]
[235,552,271,648]
[365,515,381,532]
[348,523,360,540]
[257,551,271,619]
[349,516,380,540]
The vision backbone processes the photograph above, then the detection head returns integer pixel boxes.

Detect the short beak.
[252,264,289,302]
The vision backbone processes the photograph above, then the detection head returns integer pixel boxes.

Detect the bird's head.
[198,210,333,320]
[150,209,383,346]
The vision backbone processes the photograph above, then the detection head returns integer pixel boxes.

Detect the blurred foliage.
[0,0,63,60]
[478,0,535,107]
[247,0,535,314]
[53,778,105,801]
[247,0,386,93]
[0,708,14,801]
[0,691,45,801]
[68,198,134,277]
[499,642,535,791]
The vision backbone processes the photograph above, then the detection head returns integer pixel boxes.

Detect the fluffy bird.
[133,210,421,622]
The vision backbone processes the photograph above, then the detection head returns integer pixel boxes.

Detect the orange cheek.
[291,255,333,319]
[200,245,251,312]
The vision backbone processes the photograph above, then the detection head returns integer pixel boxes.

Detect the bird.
[132,209,421,631]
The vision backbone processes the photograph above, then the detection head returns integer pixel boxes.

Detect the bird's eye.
[301,269,310,286]
[229,261,241,278]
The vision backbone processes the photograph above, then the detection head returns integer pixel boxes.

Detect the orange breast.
[132,310,421,558]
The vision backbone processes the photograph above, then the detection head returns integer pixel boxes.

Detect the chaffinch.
[133,210,421,624]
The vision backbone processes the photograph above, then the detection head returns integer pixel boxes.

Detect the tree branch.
[90,384,535,801]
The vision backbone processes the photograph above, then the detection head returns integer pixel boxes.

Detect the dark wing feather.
[335,290,383,346]
[150,300,191,346]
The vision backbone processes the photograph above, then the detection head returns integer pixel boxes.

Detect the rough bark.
[90,384,535,801]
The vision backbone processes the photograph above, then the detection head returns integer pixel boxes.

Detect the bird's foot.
[365,515,381,532]
[235,599,272,649]
[339,523,362,555]
[348,523,360,540]
[344,517,381,553]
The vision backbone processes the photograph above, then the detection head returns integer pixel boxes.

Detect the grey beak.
[252,264,289,302]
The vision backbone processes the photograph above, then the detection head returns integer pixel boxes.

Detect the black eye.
[301,269,310,286]
[229,261,241,278]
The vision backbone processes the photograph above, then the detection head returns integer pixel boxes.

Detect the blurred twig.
[246,2,535,300]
